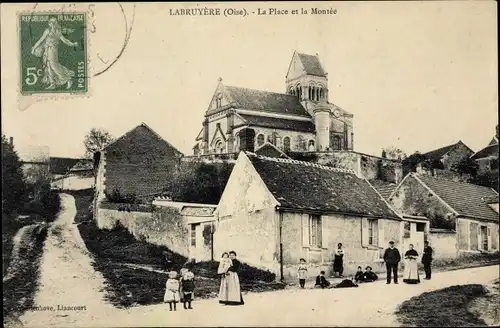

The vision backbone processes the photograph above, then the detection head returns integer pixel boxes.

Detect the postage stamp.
[19,12,87,95]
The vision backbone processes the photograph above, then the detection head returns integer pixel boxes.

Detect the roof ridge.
[247,152,358,175]
[226,85,296,98]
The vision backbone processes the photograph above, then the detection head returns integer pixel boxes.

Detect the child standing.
[297,258,308,288]
[180,267,195,309]
[217,252,232,274]
[164,271,180,311]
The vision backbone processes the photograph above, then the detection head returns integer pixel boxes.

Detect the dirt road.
[17,194,499,327]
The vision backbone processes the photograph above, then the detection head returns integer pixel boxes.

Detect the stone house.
[94,123,184,206]
[421,140,474,171]
[215,151,403,281]
[152,197,217,262]
[388,173,499,259]
[471,131,498,174]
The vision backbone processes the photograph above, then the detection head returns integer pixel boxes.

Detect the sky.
[1,1,497,159]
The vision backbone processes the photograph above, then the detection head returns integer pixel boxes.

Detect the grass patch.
[3,223,49,323]
[396,284,489,327]
[72,191,284,308]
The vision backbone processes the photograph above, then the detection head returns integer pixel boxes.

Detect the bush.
[104,188,138,204]
[23,182,61,221]
[191,260,276,283]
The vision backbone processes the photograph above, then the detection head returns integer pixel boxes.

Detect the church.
[193,51,354,155]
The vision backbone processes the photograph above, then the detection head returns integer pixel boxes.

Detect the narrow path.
[3,224,37,282]
[19,194,118,328]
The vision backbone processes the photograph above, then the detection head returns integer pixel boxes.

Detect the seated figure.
[315,271,331,289]
[362,266,378,282]
[354,266,365,283]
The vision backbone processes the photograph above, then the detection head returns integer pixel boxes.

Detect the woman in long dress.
[30,17,78,90]
[403,244,421,284]
[219,251,244,305]
[217,252,232,303]
[333,243,345,278]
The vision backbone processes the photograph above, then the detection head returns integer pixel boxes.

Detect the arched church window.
[308,86,312,100]
[283,137,291,151]
[308,140,315,151]
[298,86,302,99]
[234,133,240,152]
[257,134,265,147]
[214,140,224,154]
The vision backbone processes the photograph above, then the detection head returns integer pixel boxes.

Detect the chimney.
[9,137,13,146]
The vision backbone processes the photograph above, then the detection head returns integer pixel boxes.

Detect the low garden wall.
[96,202,189,257]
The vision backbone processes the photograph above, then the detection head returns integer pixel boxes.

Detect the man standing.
[422,241,433,280]
[383,241,401,284]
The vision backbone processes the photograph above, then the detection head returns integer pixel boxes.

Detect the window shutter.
[361,217,369,247]
[302,215,310,247]
[487,227,491,251]
[321,216,328,249]
[477,225,481,250]
[378,219,385,248]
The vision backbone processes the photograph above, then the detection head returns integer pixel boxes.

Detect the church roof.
[245,152,401,219]
[225,85,310,117]
[237,114,315,133]
[297,53,326,77]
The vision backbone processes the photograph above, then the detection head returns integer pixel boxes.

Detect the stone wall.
[281,213,402,280]
[441,142,474,170]
[214,208,280,275]
[290,151,403,183]
[428,231,457,260]
[456,217,499,253]
[97,204,189,257]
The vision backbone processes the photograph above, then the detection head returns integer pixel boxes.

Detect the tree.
[2,135,27,215]
[451,157,479,178]
[382,146,406,161]
[167,161,234,204]
[402,152,425,175]
[83,128,114,158]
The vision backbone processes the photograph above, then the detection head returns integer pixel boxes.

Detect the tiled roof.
[180,206,217,217]
[297,53,326,77]
[50,157,85,175]
[226,86,310,116]
[470,143,499,160]
[371,180,397,200]
[415,174,499,222]
[255,142,291,159]
[246,153,401,219]
[69,160,94,172]
[237,114,315,132]
[422,143,458,161]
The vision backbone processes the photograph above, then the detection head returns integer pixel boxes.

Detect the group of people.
[297,240,434,288]
[163,251,245,311]
[164,267,196,311]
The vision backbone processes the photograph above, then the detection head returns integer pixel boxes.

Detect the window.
[190,224,198,247]
[234,133,240,152]
[403,221,411,238]
[216,93,222,108]
[283,137,291,151]
[257,134,265,146]
[368,219,378,246]
[214,140,224,154]
[481,226,488,251]
[309,215,322,248]
[331,135,341,151]
[416,222,426,232]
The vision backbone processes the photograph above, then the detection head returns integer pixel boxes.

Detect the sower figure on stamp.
[30,17,78,90]
[422,241,434,280]
[383,241,401,284]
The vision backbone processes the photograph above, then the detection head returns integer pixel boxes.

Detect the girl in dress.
[164,271,180,311]
[179,267,195,310]
[297,258,308,288]
[403,244,421,284]
[218,252,232,274]
[333,243,345,278]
